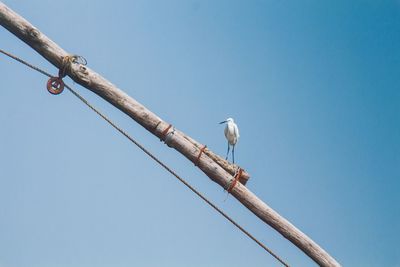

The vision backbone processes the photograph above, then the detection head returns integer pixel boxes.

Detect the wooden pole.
[0,3,340,266]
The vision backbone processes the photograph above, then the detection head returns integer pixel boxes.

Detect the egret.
[219,118,239,164]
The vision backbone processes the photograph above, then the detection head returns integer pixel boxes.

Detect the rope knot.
[47,54,87,95]
[226,167,243,193]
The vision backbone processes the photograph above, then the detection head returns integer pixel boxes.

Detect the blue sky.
[0,1,399,266]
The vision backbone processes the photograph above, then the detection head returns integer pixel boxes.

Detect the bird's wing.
[234,124,239,139]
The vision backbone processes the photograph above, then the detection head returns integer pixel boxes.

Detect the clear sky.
[1,1,399,266]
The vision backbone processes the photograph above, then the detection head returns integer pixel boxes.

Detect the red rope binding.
[227,168,243,193]
[194,145,207,166]
[160,124,172,141]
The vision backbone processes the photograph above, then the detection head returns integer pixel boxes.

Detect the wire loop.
[72,55,87,65]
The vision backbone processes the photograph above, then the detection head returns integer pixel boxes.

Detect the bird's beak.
[219,120,227,124]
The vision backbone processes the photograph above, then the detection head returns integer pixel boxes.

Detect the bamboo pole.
[0,2,340,266]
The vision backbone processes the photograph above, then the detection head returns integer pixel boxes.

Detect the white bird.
[219,118,240,163]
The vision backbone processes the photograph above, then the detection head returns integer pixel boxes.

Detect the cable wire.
[0,48,290,267]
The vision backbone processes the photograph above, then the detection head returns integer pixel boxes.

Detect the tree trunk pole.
[0,3,340,266]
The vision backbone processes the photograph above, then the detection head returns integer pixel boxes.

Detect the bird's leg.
[232,145,235,164]
[226,143,230,160]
